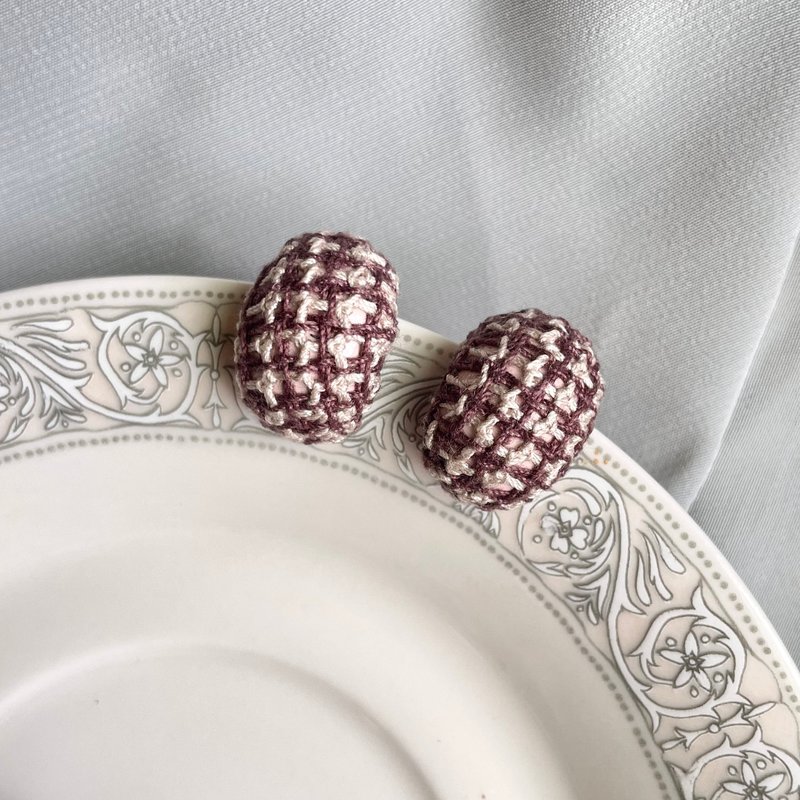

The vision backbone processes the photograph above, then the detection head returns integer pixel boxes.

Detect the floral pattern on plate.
[0,281,798,800]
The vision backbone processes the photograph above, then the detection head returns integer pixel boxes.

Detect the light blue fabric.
[1,0,798,659]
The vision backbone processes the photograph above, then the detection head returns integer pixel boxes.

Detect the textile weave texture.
[423,310,603,509]
[234,231,398,443]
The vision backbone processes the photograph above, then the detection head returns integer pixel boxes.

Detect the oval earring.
[234,231,399,443]
[421,309,604,509]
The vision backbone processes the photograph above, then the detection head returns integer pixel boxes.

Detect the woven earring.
[421,309,603,510]
[234,231,399,443]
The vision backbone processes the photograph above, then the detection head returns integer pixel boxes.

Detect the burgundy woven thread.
[422,310,604,510]
[234,231,398,443]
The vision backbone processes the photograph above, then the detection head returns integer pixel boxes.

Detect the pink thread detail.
[422,309,604,510]
[234,231,399,443]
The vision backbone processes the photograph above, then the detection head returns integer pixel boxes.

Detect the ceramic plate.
[1,276,799,799]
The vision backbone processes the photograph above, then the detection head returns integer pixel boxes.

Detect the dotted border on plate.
[400,331,451,359]
[0,287,249,311]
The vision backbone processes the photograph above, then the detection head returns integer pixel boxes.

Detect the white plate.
[1,276,799,799]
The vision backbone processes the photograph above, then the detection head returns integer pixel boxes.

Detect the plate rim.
[1,273,799,798]
[0,273,794,682]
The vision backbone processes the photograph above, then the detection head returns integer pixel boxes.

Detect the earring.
[421,309,603,510]
[234,231,399,443]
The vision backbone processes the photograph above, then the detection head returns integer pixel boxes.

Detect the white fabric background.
[1,2,798,659]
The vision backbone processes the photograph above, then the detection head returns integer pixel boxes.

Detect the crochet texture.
[234,231,399,443]
[422,309,604,509]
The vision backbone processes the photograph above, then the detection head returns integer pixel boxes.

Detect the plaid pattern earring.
[421,309,604,510]
[234,231,399,444]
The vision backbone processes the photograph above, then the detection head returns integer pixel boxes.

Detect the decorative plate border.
[1,275,798,800]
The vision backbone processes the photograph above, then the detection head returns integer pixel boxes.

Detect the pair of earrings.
[233,231,604,510]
